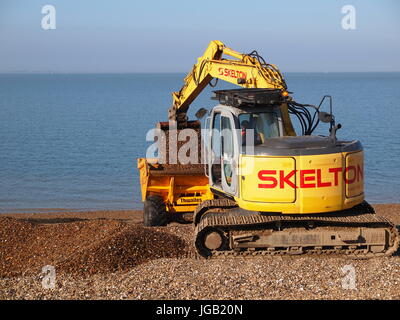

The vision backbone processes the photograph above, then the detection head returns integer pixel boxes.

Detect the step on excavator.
[138,40,399,258]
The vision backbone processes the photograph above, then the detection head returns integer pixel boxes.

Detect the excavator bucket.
[156,120,203,168]
[157,120,201,130]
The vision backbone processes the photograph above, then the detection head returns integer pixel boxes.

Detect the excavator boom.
[168,40,288,122]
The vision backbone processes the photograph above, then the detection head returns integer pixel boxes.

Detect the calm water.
[0,73,399,212]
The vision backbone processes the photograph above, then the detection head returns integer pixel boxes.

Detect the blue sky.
[0,0,399,72]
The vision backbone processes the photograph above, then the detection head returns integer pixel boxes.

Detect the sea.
[0,72,399,212]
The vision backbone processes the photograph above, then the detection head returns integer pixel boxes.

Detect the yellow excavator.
[138,40,399,258]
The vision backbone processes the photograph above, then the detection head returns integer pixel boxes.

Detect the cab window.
[239,112,280,145]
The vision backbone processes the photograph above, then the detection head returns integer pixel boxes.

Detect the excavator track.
[194,200,399,259]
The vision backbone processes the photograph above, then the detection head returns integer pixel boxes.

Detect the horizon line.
[0,71,400,75]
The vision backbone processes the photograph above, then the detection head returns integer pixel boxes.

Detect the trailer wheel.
[143,195,168,226]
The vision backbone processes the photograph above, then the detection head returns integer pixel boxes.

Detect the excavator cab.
[206,89,291,198]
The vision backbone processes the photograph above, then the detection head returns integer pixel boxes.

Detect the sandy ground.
[1,204,400,300]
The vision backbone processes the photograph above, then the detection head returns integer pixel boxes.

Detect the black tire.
[143,195,168,227]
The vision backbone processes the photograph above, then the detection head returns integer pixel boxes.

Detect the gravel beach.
[1,204,400,300]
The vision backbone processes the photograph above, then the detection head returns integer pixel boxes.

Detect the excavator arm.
[168,40,289,123]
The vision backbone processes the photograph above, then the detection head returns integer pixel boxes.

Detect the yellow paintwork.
[236,151,364,214]
[345,151,364,198]
[137,158,213,213]
[241,156,296,203]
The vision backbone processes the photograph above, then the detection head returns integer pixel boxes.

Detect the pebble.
[1,204,400,300]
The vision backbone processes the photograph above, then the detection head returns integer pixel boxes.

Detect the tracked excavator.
[138,40,399,258]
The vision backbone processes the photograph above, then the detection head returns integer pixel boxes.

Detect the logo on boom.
[218,67,247,80]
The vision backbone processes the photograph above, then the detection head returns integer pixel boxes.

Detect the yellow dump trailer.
[137,158,213,226]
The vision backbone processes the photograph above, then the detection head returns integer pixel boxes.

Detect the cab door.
[208,111,222,188]
[220,111,238,196]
